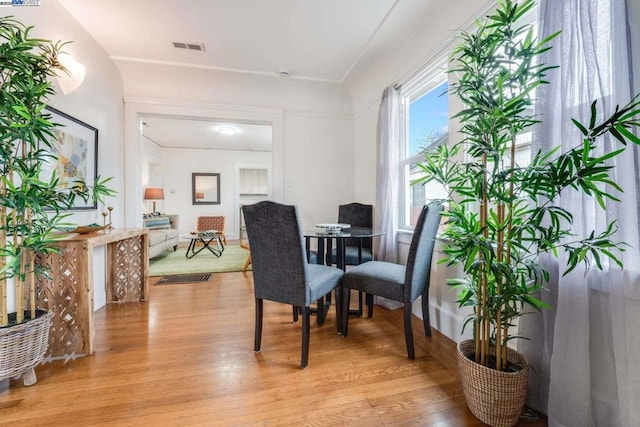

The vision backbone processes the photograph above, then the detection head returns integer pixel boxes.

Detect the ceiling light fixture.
[278,69,290,78]
[216,126,237,136]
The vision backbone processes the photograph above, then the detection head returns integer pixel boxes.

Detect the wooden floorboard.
[0,272,547,426]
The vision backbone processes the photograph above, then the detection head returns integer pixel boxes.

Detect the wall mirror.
[192,173,220,205]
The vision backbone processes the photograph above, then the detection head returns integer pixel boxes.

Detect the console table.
[36,228,149,359]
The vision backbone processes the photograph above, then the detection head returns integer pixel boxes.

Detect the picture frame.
[192,173,221,205]
[43,106,98,210]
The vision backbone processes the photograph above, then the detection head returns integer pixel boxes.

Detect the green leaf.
[571,119,589,136]
[615,125,640,145]
[589,100,598,129]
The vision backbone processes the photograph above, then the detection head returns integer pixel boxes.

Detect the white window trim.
[398,60,448,231]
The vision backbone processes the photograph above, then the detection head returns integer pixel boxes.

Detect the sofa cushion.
[144,216,171,230]
[165,228,179,239]
[148,230,168,246]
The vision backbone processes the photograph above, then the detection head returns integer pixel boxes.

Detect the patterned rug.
[149,244,251,276]
[155,273,212,285]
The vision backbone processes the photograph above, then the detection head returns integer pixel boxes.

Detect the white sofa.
[143,214,179,259]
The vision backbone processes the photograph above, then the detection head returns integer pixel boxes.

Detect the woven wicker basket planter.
[457,339,528,427]
[0,310,53,386]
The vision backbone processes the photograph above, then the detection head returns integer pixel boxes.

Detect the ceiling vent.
[171,41,206,52]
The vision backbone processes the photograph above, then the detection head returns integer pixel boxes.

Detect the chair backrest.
[242,201,309,307]
[404,202,443,302]
[338,203,373,249]
[197,216,225,234]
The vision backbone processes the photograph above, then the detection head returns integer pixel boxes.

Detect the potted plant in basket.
[0,17,114,387]
[415,1,640,425]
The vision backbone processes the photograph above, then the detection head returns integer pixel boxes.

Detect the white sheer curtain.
[519,1,640,426]
[375,85,402,263]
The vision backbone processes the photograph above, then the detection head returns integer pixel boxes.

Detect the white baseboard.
[412,296,472,343]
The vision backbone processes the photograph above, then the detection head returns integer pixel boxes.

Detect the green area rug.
[149,244,251,276]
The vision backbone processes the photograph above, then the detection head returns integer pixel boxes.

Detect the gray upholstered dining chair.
[242,201,343,368]
[308,202,373,266]
[330,202,374,265]
[330,202,374,315]
[340,202,443,360]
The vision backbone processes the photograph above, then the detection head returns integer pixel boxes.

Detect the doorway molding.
[124,97,284,227]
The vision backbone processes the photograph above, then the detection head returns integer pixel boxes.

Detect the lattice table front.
[107,235,146,303]
[36,228,149,359]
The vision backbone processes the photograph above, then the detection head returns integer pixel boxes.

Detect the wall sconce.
[55,53,86,95]
[144,187,164,213]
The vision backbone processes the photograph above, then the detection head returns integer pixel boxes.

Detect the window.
[400,71,449,228]
[396,9,537,230]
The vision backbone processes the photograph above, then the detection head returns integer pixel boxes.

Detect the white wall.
[347,0,495,203]
[141,136,163,189]
[117,61,354,230]
[345,0,496,342]
[159,147,271,239]
[11,3,126,225]
[8,2,125,312]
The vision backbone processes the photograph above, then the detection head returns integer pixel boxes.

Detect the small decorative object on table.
[315,223,350,234]
[69,224,109,234]
[107,206,113,229]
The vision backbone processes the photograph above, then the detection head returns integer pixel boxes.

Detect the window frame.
[398,60,449,231]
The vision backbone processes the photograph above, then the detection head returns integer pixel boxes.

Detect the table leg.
[325,237,333,266]
[317,238,325,265]
[202,237,223,257]
[186,238,197,258]
[337,238,345,271]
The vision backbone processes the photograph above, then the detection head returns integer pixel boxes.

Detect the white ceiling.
[59,0,401,82]
[142,116,272,151]
[58,0,439,150]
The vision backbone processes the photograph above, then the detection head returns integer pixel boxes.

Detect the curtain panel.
[520,1,640,426]
[375,85,402,263]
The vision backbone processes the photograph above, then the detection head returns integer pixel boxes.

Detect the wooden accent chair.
[240,243,252,272]
[196,216,226,246]
[242,201,343,368]
[340,202,443,360]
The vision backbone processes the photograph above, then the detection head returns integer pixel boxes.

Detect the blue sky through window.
[408,81,448,157]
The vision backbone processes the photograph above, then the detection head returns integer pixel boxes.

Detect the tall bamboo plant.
[415,0,640,371]
[0,17,115,327]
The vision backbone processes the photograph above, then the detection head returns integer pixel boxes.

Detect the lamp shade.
[195,192,205,200]
[55,53,86,95]
[144,188,164,200]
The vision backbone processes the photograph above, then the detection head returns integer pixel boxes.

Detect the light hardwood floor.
[1,272,547,426]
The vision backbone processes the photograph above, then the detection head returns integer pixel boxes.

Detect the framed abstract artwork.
[43,106,98,210]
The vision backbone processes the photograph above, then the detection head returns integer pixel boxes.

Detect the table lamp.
[144,188,164,213]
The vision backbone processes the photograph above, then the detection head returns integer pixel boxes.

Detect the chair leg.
[421,292,432,337]
[403,303,415,360]
[293,305,298,322]
[301,307,310,368]
[341,287,351,336]
[316,296,325,326]
[255,298,263,352]
[367,293,374,317]
[358,291,363,316]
